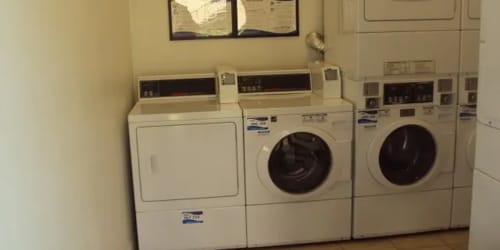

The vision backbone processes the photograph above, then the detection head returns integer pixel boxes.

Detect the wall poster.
[237,0,298,37]
[168,0,299,40]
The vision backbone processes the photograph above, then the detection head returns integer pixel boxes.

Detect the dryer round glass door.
[268,132,332,194]
[379,125,437,186]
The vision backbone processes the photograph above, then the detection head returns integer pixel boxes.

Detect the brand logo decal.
[182,211,204,224]
[247,117,269,131]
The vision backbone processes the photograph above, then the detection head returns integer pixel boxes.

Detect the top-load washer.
[128,74,246,250]
[324,0,461,81]
[343,75,457,238]
[238,69,353,247]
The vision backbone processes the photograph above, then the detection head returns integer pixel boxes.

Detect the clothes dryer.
[330,0,461,32]
[238,70,353,247]
[462,0,481,30]
[324,0,461,81]
[128,74,246,250]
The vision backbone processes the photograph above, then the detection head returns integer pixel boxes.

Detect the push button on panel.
[366,98,379,109]
[468,92,477,104]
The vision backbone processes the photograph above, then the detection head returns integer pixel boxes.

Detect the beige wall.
[129,0,323,77]
[0,1,135,250]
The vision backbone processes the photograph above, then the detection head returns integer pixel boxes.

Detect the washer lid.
[128,98,242,122]
[239,94,353,116]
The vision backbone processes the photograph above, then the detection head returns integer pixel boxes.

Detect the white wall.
[129,0,323,77]
[0,1,135,250]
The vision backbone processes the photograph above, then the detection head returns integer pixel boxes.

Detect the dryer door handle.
[148,155,159,174]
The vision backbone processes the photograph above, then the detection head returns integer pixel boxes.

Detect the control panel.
[238,71,311,94]
[138,75,216,99]
[383,81,434,105]
[216,65,239,104]
[361,77,456,110]
[309,62,342,98]
[465,77,478,104]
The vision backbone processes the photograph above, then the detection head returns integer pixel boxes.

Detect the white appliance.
[216,65,239,104]
[128,74,246,250]
[324,0,461,81]
[309,61,342,99]
[451,104,476,228]
[469,0,500,248]
[333,0,461,32]
[451,0,481,228]
[344,76,457,238]
[238,70,353,247]
[462,0,481,30]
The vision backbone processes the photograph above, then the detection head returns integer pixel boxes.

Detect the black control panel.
[139,77,216,98]
[384,81,434,105]
[238,73,311,94]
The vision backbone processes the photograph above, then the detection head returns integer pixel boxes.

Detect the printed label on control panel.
[302,113,328,123]
[459,106,477,120]
[384,60,435,76]
[247,117,269,131]
[358,111,378,127]
[182,211,204,224]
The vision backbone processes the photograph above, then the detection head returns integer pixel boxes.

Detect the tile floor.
[252,230,469,250]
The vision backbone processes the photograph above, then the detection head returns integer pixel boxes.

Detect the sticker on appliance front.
[357,111,378,127]
[182,211,204,224]
[247,117,269,131]
[384,60,435,76]
[459,106,477,120]
[302,113,328,123]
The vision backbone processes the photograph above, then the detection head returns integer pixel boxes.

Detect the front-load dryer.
[324,0,461,82]
[326,0,461,33]
[238,70,353,247]
[343,76,457,238]
[128,74,246,250]
[461,0,481,30]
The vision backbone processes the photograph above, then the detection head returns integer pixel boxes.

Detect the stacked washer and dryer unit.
[325,0,461,238]
[128,69,247,250]
[451,0,481,229]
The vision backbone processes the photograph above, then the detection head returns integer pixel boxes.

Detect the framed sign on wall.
[168,0,299,40]
[237,0,299,37]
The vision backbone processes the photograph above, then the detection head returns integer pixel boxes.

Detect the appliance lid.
[128,99,242,122]
[137,73,216,100]
[240,94,353,116]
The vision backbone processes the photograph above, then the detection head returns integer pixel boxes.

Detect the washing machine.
[451,0,480,228]
[343,75,457,238]
[128,74,246,250]
[324,0,461,81]
[452,103,476,228]
[238,70,353,247]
